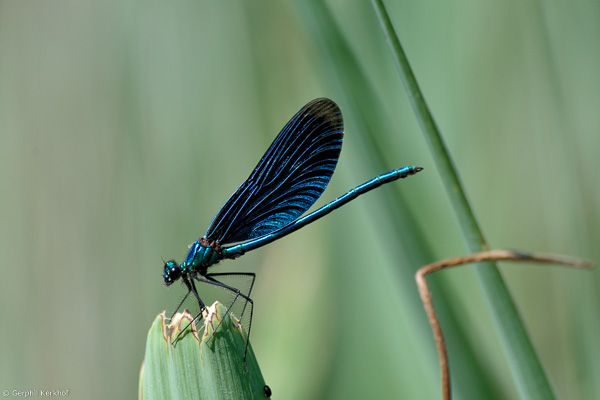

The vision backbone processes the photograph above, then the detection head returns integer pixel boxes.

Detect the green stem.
[371,1,556,399]
[140,303,270,400]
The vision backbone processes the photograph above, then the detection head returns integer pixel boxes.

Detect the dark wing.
[204,98,343,245]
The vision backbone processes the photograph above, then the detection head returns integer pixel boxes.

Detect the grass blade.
[371,0,557,398]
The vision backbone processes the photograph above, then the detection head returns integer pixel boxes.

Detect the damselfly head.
[163,260,181,286]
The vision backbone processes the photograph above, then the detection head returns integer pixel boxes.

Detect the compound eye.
[163,260,181,286]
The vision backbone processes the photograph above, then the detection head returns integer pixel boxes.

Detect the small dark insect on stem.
[263,384,272,397]
[415,249,592,400]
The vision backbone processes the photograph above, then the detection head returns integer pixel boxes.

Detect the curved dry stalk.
[415,249,593,400]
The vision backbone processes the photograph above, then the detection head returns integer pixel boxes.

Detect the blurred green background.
[1,0,598,399]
